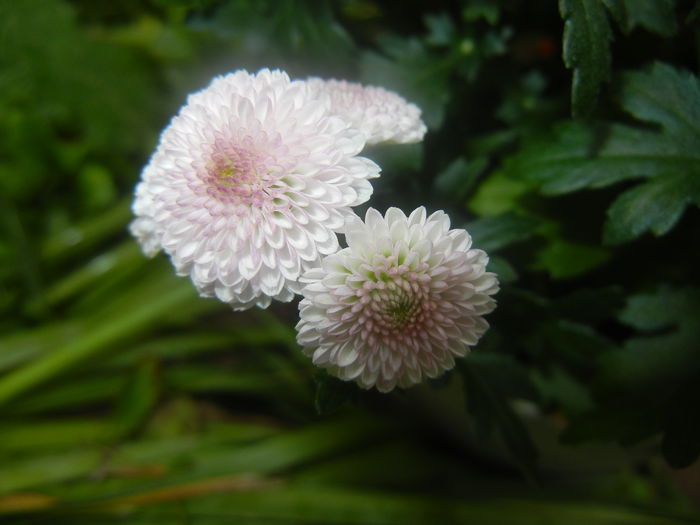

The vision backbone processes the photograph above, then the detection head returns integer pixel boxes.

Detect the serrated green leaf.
[507,63,700,243]
[559,0,613,117]
[620,62,700,148]
[603,172,700,244]
[602,0,677,36]
[506,122,690,195]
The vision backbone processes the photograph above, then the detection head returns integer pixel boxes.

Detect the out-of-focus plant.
[1,0,700,523]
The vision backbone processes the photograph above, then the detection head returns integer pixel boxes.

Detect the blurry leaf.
[314,371,358,415]
[460,358,538,477]
[0,277,200,407]
[166,364,283,395]
[45,242,142,308]
[364,142,423,175]
[109,15,196,63]
[8,377,121,416]
[433,157,484,201]
[0,0,156,153]
[541,320,616,368]
[602,287,700,390]
[41,199,132,262]
[207,0,354,64]
[467,212,540,252]
[462,0,501,24]
[360,36,450,128]
[469,172,529,216]
[486,256,518,284]
[602,0,677,36]
[531,367,594,413]
[535,239,609,279]
[559,0,613,117]
[603,173,700,244]
[78,164,118,213]
[111,358,161,440]
[562,398,663,446]
[424,12,456,46]
[0,419,107,454]
[618,286,697,331]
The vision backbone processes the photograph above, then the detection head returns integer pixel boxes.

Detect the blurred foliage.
[1,0,700,523]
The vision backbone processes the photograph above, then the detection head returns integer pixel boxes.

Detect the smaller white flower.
[296,207,499,393]
[306,78,427,145]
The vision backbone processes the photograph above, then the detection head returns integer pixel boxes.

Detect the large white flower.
[130,69,380,310]
[305,78,427,145]
[296,207,498,392]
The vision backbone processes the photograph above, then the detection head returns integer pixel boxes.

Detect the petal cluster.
[296,207,499,392]
[306,78,427,145]
[130,69,380,310]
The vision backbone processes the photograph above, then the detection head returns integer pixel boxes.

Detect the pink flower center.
[353,256,437,349]
[202,137,278,209]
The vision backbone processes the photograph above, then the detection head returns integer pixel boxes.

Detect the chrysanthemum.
[130,69,380,310]
[296,207,498,392]
[305,78,427,145]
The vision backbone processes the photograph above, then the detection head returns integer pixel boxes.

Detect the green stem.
[0,283,196,407]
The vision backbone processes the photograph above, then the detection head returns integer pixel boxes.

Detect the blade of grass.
[0,280,199,406]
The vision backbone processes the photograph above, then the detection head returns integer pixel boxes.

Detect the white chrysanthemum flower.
[306,78,427,145]
[130,69,380,310]
[296,207,499,393]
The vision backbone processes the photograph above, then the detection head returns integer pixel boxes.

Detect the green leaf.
[535,239,609,279]
[111,357,161,440]
[559,0,613,118]
[486,256,518,284]
[602,287,700,390]
[602,0,677,36]
[462,0,501,24]
[618,285,698,331]
[603,172,700,244]
[620,62,700,148]
[360,36,450,128]
[506,122,688,195]
[507,63,700,242]
[531,367,594,413]
[433,157,484,201]
[466,212,540,252]
[469,171,529,216]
